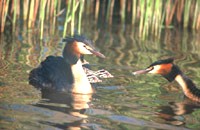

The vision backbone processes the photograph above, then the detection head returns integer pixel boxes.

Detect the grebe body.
[133,58,200,102]
[29,35,106,94]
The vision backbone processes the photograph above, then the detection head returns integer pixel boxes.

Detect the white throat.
[175,75,187,92]
[71,59,93,94]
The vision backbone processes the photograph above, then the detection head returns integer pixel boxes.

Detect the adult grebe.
[133,58,200,102]
[29,34,106,94]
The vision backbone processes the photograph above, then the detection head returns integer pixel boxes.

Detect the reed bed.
[0,0,200,39]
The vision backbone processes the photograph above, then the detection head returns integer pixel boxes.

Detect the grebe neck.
[175,74,200,102]
[70,59,93,94]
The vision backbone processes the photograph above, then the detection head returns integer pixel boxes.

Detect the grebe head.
[62,34,105,64]
[133,58,182,82]
[133,58,200,102]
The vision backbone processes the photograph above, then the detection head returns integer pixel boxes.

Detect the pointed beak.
[132,69,150,75]
[132,67,153,75]
[89,49,106,58]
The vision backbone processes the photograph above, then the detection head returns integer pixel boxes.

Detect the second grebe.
[133,58,200,102]
[29,34,106,94]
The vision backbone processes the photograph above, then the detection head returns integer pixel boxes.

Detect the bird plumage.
[133,58,200,102]
[29,34,108,94]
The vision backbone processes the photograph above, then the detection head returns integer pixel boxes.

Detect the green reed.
[39,0,47,39]
[138,0,163,39]
[52,0,58,35]
[192,0,200,29]
[71,0,75,36]
[28,0,34,28]
[183,0,191,28]
[131,0,137,25]
[63,0,71,38]
[106,0,114,25]
[0,0,84,39]
[12,0,17,30]
[120,0,126,24]
[78,0,84,34]
[63,0,80,37]
[154,0,165,37]
[106,0,111,24]
[142,0,151,39]
[46,0,50,20]
[1,0,200,40]
[139,0,145,38]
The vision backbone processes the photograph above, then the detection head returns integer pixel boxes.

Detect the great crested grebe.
[29,34,107,94]
[133,58,200,102]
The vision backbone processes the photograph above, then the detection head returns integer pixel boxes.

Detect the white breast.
[71,59,93,94]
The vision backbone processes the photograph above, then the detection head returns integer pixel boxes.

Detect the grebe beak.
[132,67,153,75]
[89,49,106,58]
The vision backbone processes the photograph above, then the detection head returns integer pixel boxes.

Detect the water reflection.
[35,89,92,129]
[156,99,200,126]
[1,20,200,129]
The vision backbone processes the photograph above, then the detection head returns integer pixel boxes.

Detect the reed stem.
[40,0,48,39]
[63,0,71,38]
[139,0,145,38]
[78,0,84,34]
[95,0,100,22]
[1,0,10,32]
[1,0,200,39]
[12,0,17,28]
[120,0,126,24]
[28,0,34,28]
[52,0,58,35]
[23,0,29,20]
[183,0,191,28]
[132,0,137,25]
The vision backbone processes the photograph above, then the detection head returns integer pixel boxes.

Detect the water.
[1,22,200,130]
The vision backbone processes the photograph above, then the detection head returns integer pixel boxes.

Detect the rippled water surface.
[1,22,200,130]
